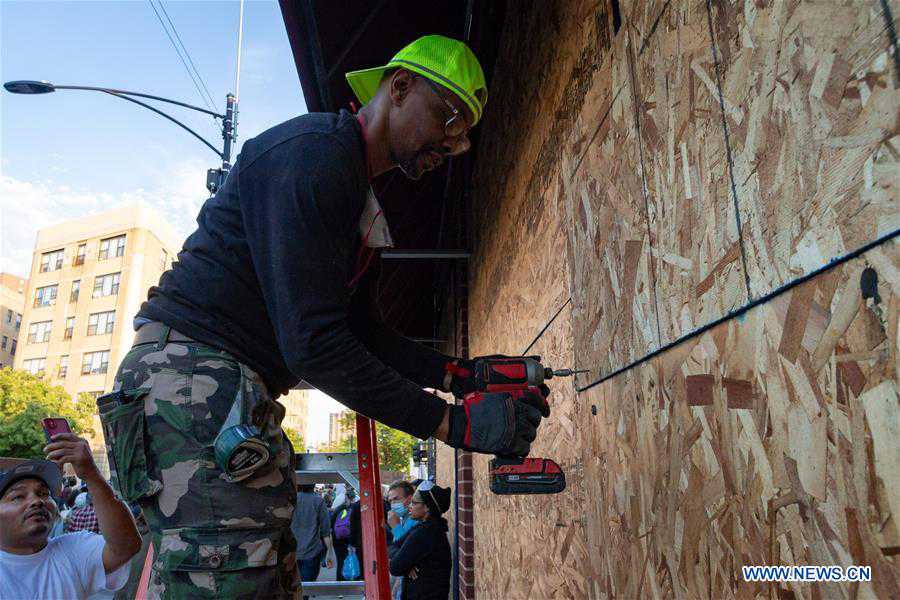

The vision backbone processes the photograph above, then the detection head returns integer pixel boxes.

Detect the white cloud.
[0,162,209,277]
[240,43,276,86]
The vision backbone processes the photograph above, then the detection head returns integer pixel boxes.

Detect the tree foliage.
[329,411,416,473]
[0,368,96,459]
[283,426,305,453]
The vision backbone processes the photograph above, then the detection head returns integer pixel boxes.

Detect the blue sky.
[1,1,346,439]
[1,0,307,278]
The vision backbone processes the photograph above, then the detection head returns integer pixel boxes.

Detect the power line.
[156,0,217,110]
[147,0,216,112]
[577,227,899,393]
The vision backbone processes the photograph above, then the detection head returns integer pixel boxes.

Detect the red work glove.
[445,386,550,456]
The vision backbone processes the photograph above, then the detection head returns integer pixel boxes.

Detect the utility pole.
[206,93,236,194]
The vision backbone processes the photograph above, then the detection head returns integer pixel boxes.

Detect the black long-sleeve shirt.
[138,110,451,439]
[389,517,451,600]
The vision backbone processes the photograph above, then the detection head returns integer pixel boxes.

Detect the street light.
[4,79,237,194]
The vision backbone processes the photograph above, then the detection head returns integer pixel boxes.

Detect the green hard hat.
[346,35,488,126]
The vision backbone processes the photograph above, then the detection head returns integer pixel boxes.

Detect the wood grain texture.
[464,2,898,598]
[713,0,900,298]
[580,242,899,599]
[633,0,750,348]
[566,30,661,379]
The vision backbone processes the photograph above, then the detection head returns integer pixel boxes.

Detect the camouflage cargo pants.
[98,331,301,599]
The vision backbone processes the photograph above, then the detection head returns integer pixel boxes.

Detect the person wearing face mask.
[386,481,418,600]
[389,481,452,600]
[387,480,418,547]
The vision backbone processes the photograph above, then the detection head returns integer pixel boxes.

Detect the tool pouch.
[212,363,285,482]
[97,388,163,502]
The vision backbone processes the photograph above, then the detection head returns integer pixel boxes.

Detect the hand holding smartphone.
[42,417,72,443]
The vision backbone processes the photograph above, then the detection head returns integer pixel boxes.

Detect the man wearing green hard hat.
[345,34,488,179]
[102,35,549,597]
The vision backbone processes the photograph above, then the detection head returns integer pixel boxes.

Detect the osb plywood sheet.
[566,32,661,379]
[713,0,900,298]
[472,314,591,600]
[469,166,572,354]
[621,0,674,50]
[581,241,899,599]
[471,0,612,307]
[634,1,750,347]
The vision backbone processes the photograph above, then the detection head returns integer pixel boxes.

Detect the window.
[160,249,168,270]
[33,284,58,307]
[64,317,75,340]
[40,249,65,273]
[58,355,69,378]
[10,339,16,356]
[27,321,52,344]
[74,243,86,266]
[1,336,6,350]
[15,314,21,330]
[99,235,126,260]
[92,273,120,298]
[70,280,80,303]
[87,311,115,336]
[83,390,104,401]
[5,309,11,324]
[24,358,46,376]
[81,350,110,375]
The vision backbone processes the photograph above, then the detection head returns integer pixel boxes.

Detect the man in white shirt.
[0,433,142,599]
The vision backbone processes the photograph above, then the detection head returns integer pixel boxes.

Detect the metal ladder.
[285,416,392,600]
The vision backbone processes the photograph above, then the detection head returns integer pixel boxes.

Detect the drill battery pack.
[489,456,566,495]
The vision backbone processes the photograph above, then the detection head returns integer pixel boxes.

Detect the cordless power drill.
[463,356,587,495]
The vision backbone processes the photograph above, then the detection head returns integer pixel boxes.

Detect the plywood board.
[633,0,750,347]
[713,0,900,298]
[566,31,661,379]
[580,240,899,599]
[472,311,591,600]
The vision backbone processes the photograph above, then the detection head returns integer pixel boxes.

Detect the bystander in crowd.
[0,433,141,599]
[291,482,336,589]
[389,481,452,600]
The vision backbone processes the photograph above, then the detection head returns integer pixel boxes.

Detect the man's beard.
[394,148,424,181]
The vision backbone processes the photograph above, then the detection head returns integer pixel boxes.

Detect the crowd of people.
[0,429,454,600]
[290,478,453,600]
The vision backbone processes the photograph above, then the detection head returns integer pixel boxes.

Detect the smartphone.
[42,417,72,443]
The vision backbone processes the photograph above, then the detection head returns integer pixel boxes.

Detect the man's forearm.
[83,473,141,558]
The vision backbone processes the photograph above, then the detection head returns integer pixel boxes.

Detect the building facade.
[0,274,26,369]
[280,388,310,450]
[14,203,180,470]
[328,411,352,448]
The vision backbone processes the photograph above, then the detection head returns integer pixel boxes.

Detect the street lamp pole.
[3,80,237,194]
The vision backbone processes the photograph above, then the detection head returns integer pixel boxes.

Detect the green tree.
[0,368,96,459]
[283,426,305,453]
[334,411,417,472]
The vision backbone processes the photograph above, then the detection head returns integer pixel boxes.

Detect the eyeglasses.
[414,480,438,509]
[418,76,470,154]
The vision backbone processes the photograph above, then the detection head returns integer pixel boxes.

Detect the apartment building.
[280,389,310,451]
[328,411,353,448]
[14,203,180,470]
[0,273,26,369]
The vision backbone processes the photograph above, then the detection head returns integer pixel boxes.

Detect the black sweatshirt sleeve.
[237,132,447,439]
[389,526,434,576]
[348,263,456,391]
